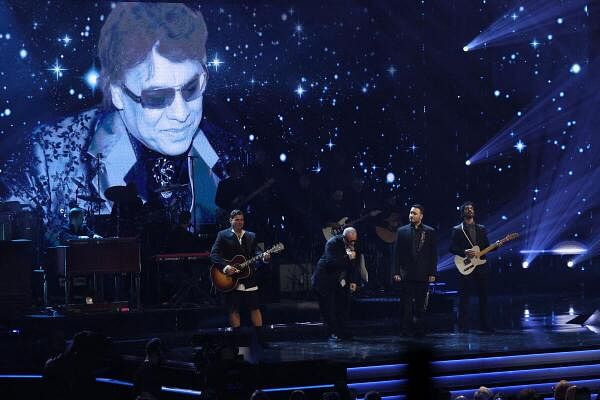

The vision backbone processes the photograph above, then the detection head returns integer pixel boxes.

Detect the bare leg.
[229,311,241,328]
[250,309,263,327]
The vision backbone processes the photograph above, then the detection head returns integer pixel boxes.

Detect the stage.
[3,291,600,399]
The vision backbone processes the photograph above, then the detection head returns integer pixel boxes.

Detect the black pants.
[458,271,489,329]
[401,281,428,334]
[317,284,351,337]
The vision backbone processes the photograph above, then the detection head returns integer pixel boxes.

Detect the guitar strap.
[461,223,475,248]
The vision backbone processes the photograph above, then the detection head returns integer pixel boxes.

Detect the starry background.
[0,1,597,284]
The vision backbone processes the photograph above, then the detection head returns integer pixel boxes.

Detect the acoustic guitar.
[210,243,285,292]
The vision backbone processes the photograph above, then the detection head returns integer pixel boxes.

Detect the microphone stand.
[188,154,197,234]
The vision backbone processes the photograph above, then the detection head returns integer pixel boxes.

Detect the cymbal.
[154,183,189,193]
[77,195,105,204]
[104,186,131,202]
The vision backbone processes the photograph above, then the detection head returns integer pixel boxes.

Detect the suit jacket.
[210,229,261,288]
[0,108,241,244]
[449,222,491,260]
[393,224,438,282]
[312,235,360,296]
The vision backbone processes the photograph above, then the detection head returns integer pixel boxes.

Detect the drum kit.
[73,181,190,237]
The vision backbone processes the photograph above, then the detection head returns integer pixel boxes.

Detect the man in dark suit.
[312,227,360,341]
[393,204,437,336]
[450,201,495,333]
[210,209,270,337]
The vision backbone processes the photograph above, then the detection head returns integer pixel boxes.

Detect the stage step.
[345,348,600,399]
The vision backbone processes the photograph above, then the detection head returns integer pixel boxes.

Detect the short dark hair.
[145,337,162,355]
[364,391,382,400]
[460,201,475,216]
[411,204,425,214]
[98,3,208,110]
[69,207,84,219]
[230,209,243,219]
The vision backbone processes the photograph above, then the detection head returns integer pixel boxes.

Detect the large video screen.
[0,1,596,268]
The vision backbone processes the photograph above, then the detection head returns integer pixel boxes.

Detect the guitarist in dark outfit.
[392,204,437,337]
[449,201,494,333]
[312,227,360,341]
[210,209,271,341]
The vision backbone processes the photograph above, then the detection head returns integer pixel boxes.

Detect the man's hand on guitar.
[262,253,272,263]
[393,274,402,282]
[223,265,239,276]
[465,248,477,258]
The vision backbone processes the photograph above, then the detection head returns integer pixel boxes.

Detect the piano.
[47,238,141,307]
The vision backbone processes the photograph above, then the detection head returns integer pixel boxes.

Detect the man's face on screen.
[114,47,205,156]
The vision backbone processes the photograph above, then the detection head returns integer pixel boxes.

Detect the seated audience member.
[517,388,540,400]
[565,386,591,400]
[43,330,108,400]
[474,386,494,400]
[364,391,382,400]
[322,392,341,400]
[250,390,271,400]
[134,338,165,400]
[289,390,307,400]
[554,380,571,400]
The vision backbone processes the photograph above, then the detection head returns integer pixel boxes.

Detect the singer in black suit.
[210,209,270,335]
[392,204,437,336]
[312,227,360,341]
[450,201,495,333]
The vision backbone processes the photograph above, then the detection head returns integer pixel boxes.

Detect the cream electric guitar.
[454,233,519,275]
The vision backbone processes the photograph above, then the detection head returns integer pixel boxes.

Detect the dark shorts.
[224,289,260,313]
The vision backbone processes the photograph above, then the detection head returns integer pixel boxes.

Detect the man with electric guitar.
[450,201,518,333]
[210,209,274,345]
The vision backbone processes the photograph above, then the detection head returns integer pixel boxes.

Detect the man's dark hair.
[411,204,425,214]
[460,201,475,217]
[98,2,208,110]
[364,391,382,400]
[68,207,84,220]
[230,209,243,219]
[145,337,162,356]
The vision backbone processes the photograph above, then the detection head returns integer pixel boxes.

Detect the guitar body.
[375,226,396,244]
[454,246,487,275]
[210,255,252,292]
[322,217,348,241]
[375,212,401,243]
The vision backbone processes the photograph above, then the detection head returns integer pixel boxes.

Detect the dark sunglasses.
[121,65,208,109]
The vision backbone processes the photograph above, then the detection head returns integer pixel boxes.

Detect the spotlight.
[570,63,581,74]
[567,260,575,268]
[522,261,529,269]
[465,160,471,166]
[462,46,469,52]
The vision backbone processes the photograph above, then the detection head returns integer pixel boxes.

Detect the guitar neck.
[478,241,500,257]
